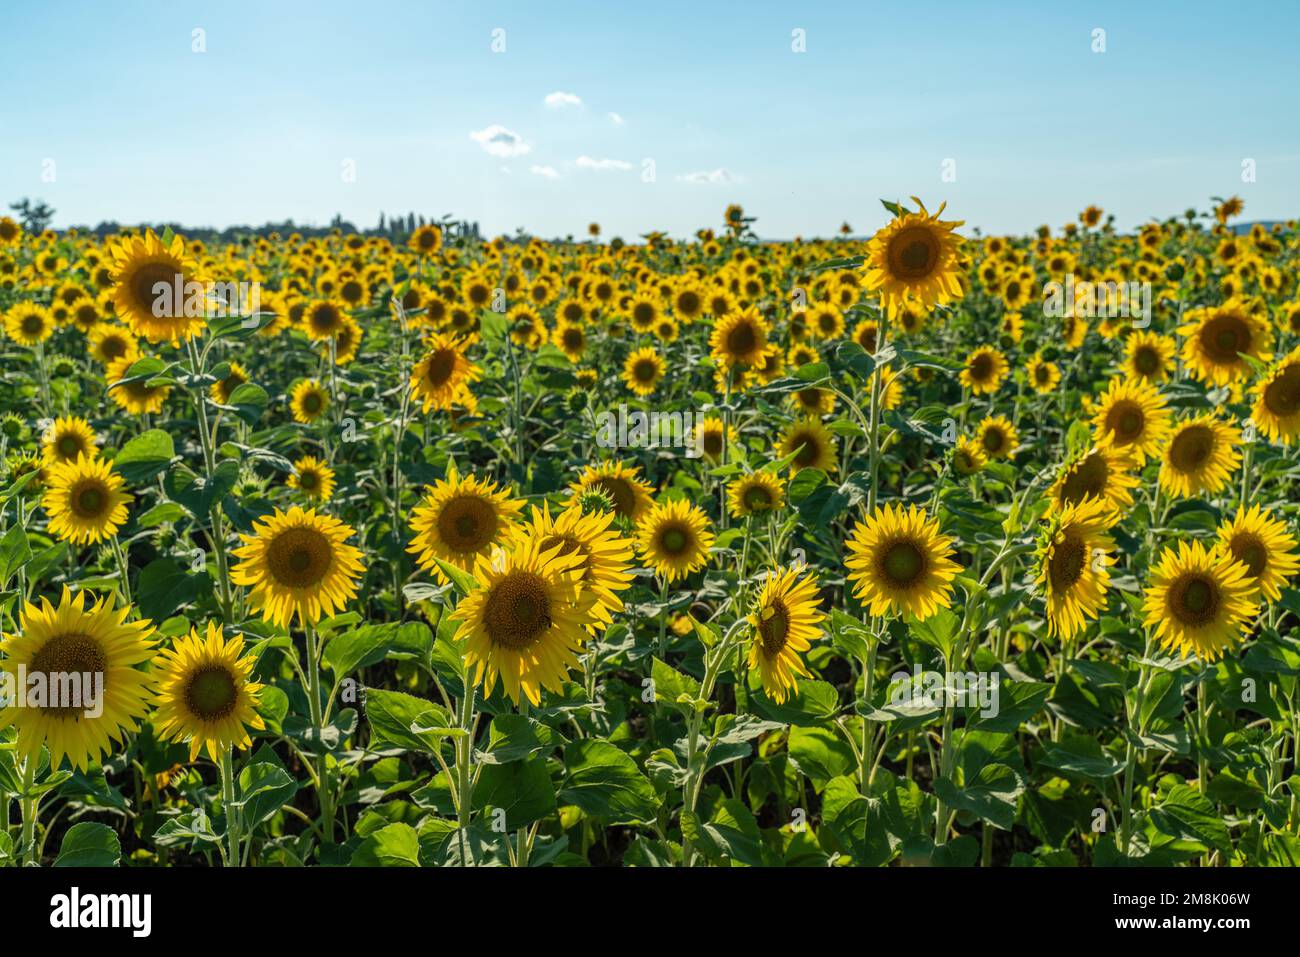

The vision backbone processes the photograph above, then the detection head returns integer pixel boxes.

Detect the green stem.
[20,756,38,866]
[219,746,241,866]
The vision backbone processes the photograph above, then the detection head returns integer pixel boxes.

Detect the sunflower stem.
[219,746,242,867]
[303,623,334,848]
[19,755,38,866]
[185,336,236,624]
[110,535,133,607]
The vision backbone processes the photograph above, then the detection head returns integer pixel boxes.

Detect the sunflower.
[788,342,820,369]
[976,415,1020,459]
[42,454,132,545]
[1251,346,1300,444]
[409,333,480,413]
[747,566,825,704]
[844,503,961,621]
[209,359,250,405]
[451,538,597,706]
[1035,496,1115,641]
[1124,330,1176,383]
[627,294,662,333]
[636,499,715,582]
[1159,413,1241,499]
[952,435,987,475]
[695,415,738,464]
[3,302,54,346]
[622,346,666,396]
[329,316,363,364]
[1178,300,1273,387]
[1143,540,1257,661]
[0,215,21,246]
[290,379,330,424]
[409,224,443,257]
[109,229,206,342]
[791,386,835,417]
[569,460,656,522]
[152,622,265,762]
[231,506,364,629]
[107,354,172,415]
[1089,376,1171,463]
[288,455,336,503]
[0,587,156,772]
[1026,353,1061,393]
[853,319,880,354]
[959,346,1009,395]
[1048,445,1139,521]
[862,197,965,318]
[507,502,634,631]
[778,417,838,473]
[728,471,786,518]
[88,323,139,365]
[408,466,525,582]
[303,298,350,342]
[808,304,845,340]
[1215,504,1300,603]
[709,306,770,370]
[41,415,99,465]
[552,321,589,361]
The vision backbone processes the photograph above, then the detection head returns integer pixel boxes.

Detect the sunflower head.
[1049,445,1139,521]
[408,466,525,581]
[1216,504,1300,603]
[778,417,838,474]
[1034,496,1115,642]
[1159,413,1242,499]
[635,499,716,583]
[1252,346,1300,445]
[709,307,770,370]
[844,503,961,621]
[569,460,656,523]
[862,198,965,318]
[288,455,337,502]
[1143,540,1258,661]
[1090,376,1171,462]
[728,471,786,518]
[1177,300,1272,387]
[42,454,132,545]
[290,379,331,424]
[41,416,99,465]
[959,346,1009,395]
[109,229,207,343]
[747,566,824,704]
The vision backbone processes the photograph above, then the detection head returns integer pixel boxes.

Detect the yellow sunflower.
[230,506,364,628]
[635,499,716,582]
[3,302,54,346]
[107,354,172,415]
[1026,353,1061,394]
[845,503,961,621]
[303,298,350,342]
[1251,346,1300,444]
[42,454,132,545]
[862,197,965,318]
[409,334,480,413]
[41,415,99,465]
[1177,300,1272,387]
[407,466,525,583]
[747,566,825,704]
[960,346,1009,395]
[209,359,250,405]
[976,415,1020,460]
[88,323,139,365]
[1215,504,1299,603]
[569,460,656,522]
[777,417,838,473]
[109,229,206,342]
[290,379,330,424]
[409,224,444,257]
[1048,445,1139,521]
[621,346,666,396]
[288,455,336,503]
[1159,413,1241,499]
[952,435,987,475]
[1089,376,1171,463]
[695,415,738,464]
[0,587,156,772]
[1035,496,1115,642]
[1124,330,1176,383]
[152,622,265,762]
[709,306,770,370]
[728,471,786,518]
[1143,540,1257,661]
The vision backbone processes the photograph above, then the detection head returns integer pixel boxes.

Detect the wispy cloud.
[469,124,531,157]
[575,155,632,171]
[676,168,737,184]
[530,165,560,179]
[607,111,625,126]
[544,91,583,109]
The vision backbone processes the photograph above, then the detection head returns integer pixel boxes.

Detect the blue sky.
[2,0,1297,238]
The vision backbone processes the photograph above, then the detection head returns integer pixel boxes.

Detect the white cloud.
[530,165,560,179]
[575,155,633,171]
[544,91,583,109]
[607,111,624,126]
[469,124,531,157]
[676,168,737,184]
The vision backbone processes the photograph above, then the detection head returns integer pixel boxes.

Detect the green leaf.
[216,382,269,427]
[787,724,855,791]
[473,759,557,829]
[113,429,176,483]
[350,822,421,866]
[651,656,701,710]
[0,524,32,586]
[681,798,766,866]
[1149,783,1232,855]
[54,822,121,867]
[433,558,479,597]
[478,713,567,764]
[135,557,211,621]
[237,750,298,828]
[324,622,433,676]
[363,688,459,753]
[559,740,657,824]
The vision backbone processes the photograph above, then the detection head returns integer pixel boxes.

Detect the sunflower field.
[2,196,1300,870]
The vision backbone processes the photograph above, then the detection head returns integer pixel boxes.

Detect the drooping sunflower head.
[41,415,99,465]
[41,454,132,545]
[747,566,825,704]
[844,502,961,621]
[1143,539,1258,661]
[1252,346,1300,445]
[290,379,330,424]
[409,333,480,413]
[635,498,716,583]
[230,506,364,628]
[1089,376,1171,463]
[1048,445,1140,521]
[728,470,786,518]
[952,435,988,475]
[1034,496,1115,642]
[408,466,525,581]
[778,417,838,474]
[153,621,266,762]
[109,229,206,343]
[709,306,770,369]
[0,587,156,772]
[1215,504,1300,604]
[862,197,965,318]
[1177,300,1273,387]
[1158,413,1242,499]
[569,460,656,522]
[621,346,666,396]
[451,537,597,706]
[3,301,54,346]
[976,415,1020,460]
[288,454,337,503]
[209,359,250,405]
[959,346,1009,395]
